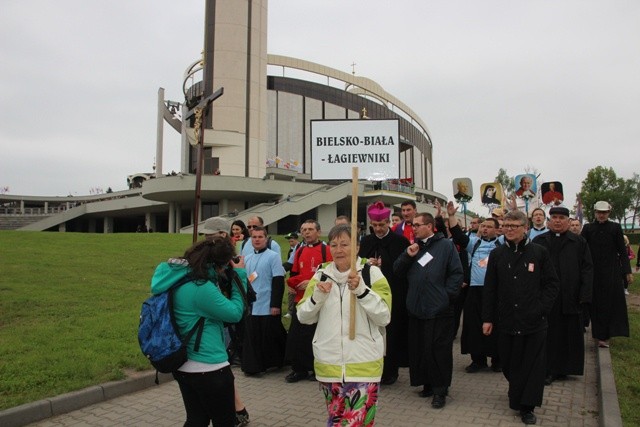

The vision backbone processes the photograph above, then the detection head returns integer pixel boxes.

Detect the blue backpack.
[138,275,205,378]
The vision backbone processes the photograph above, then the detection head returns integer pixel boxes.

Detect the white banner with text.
[310,119,400,181]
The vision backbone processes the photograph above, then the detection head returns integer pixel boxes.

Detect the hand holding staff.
[349,167,358,340]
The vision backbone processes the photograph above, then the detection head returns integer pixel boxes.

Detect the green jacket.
[150,262,247,364]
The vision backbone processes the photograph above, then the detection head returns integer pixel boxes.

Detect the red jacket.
[288,242,332,302]
[392,221,414,244]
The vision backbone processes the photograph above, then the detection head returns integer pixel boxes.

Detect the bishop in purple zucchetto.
[367,201,391,221]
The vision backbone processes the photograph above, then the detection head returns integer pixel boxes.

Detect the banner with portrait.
[480,182,504,207]
[541,181,564,206]
[452,177,473,202]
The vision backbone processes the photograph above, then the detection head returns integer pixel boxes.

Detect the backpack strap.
[169,275,205,352]
[321,242,327,263]
[183,317,205,352]
[231,271,247,303]
[361,263,371,288]
[230,270,255,316]
[289,244,306,277]
[169,275,196,290]
[318,263,371,288]
[470,239,500,259]
[470,239,482,259]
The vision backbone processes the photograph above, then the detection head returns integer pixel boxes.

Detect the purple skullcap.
[367,201,391,221]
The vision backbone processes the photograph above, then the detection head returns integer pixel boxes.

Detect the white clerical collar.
[376,229,390,239]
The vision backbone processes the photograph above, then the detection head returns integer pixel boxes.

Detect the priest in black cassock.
[581,200,632,348]
[482,210,559,425]
[358,201,410,385]
[533,206,593,385]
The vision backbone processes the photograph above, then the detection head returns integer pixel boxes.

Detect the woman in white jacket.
[298,224,391,426]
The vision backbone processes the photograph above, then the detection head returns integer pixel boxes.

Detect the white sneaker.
[624,289,629,295]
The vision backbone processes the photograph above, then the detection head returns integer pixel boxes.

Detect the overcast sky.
[1,1,638,215]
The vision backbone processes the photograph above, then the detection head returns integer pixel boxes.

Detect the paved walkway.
[26,336,599,427]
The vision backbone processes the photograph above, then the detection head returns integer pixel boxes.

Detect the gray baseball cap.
[200,216,231,235]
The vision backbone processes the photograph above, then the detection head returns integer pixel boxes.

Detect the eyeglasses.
[502,223,524,230]
[411,223,425,228]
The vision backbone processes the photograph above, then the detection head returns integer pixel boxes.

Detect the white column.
[175,205,182,231]
[317,204,337,234]
[219,199,229,215]
[103,217,113,233]
[168,202,176,234]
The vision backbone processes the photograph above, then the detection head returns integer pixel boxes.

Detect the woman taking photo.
[297,224,391,426]
[150,236,247,427]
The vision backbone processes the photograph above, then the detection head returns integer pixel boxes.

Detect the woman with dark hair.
[230,220,250,247]
[481,185,501,205]
[297,224,391,425]
[150,236,248,427]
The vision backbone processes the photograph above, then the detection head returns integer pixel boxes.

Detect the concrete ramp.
[181,182,353,234]
[19,204,88,231]
[19,196,166,231]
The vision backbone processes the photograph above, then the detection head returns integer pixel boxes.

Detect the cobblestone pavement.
[29,337,599,426]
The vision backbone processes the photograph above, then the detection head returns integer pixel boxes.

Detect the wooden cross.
[184,87,224,242]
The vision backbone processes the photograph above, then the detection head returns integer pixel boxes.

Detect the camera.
[232,256,240,264]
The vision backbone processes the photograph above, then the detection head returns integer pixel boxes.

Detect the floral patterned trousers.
[320,382,379,426]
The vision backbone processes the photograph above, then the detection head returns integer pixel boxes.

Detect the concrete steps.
[0,215,52,230]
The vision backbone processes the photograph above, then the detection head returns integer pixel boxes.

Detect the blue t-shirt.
[528,227,548,240]
[466,235,503,286]
[244,248,285,315]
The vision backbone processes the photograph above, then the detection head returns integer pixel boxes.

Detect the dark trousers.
[227,318,246,363]
[499,329,547,411]
[173,366,236,427]
[284,307,316,373]
[453,286,468,338]
[462,287,500,364]
[408,316,454,395]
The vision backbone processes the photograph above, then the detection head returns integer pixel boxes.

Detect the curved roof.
[267,54,431,143]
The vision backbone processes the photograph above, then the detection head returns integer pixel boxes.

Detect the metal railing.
[362,181,415,195]
[0,207,67,216]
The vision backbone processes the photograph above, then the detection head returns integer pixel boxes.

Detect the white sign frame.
[310,119,400,181]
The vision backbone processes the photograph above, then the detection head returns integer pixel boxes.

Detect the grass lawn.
[610,255,640,426]
[0,231,193,410]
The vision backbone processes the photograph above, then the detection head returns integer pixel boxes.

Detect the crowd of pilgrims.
[159,198,634,426]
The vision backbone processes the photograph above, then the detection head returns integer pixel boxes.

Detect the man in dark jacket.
[482,210,559,425]
[436,202,470,340]
[359,201,410,385]
[581,200,632,348]
[393,212,463,409]
[533,206,593,385]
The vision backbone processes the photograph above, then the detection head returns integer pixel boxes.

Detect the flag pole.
[349,166,359,340]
